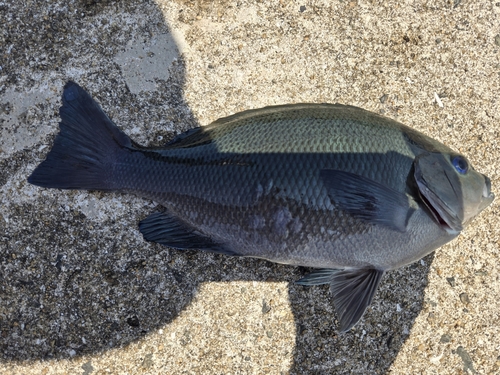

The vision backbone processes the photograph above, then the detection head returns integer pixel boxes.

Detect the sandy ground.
[1,0,499,374]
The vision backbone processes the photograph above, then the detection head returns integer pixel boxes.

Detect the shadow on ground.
[0,0,432,373]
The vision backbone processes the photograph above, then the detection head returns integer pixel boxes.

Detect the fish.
[28,81,494,332]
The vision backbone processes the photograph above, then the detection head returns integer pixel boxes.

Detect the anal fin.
[297,268,384,332]
[139,212,237,256]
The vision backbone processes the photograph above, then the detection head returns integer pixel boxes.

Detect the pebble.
[459,293,470,305]
[456,346,476,374]
[440,334,451,343]
[262,300,271,314]
[446,277,456,287]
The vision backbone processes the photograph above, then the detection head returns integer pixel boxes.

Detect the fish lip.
[478,190,495,213]
[482,175,495,202]
[483,175,492,198]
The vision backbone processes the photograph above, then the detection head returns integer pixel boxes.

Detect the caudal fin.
[28,81,132,191]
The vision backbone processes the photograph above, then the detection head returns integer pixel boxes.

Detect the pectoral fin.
[297,268,384,332]
[139,212,237,256]
[320,169,413,232]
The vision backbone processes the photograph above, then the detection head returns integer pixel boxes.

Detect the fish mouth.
[416,172,494,233]
[476,175,495,215]
[481,175,495,207]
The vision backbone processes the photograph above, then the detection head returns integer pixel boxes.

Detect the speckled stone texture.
[1,0,499,374]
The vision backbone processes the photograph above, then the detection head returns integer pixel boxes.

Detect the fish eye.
[451,155,468,174]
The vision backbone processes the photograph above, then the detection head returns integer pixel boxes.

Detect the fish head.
[414,152,494,234]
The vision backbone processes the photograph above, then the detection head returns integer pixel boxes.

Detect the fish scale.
[28,82,494,332]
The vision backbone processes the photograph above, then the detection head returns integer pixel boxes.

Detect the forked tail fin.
[28,81,132,191]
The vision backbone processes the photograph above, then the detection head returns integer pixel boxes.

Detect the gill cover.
[414,152,494,233]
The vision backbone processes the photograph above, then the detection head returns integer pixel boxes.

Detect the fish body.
[28,82,494,332]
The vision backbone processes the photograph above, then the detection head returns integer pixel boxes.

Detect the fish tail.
[28,81,132,191]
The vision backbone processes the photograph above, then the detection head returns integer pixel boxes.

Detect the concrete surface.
[1,0,499,374]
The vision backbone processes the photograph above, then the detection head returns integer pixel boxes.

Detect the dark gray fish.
[28,82,494,332]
